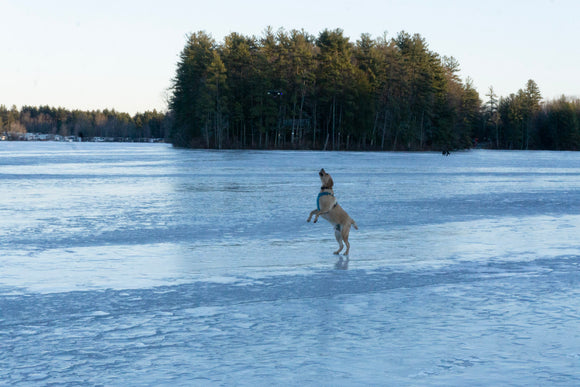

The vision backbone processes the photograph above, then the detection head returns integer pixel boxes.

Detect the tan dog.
[307,168,358,255]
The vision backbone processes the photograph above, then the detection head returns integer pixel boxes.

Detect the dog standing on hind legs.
[307,169,358,255]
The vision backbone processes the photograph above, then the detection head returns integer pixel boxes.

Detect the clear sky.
[1,0,578,115]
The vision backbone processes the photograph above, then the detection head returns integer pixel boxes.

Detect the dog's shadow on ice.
[334,256,349,270]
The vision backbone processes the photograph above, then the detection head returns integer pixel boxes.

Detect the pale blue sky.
[1,0,578,114]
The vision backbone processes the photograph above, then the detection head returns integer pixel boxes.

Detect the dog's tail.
[351,219,358,230]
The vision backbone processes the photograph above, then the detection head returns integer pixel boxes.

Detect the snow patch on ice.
[183,306,223,317]
[90,311,110,317]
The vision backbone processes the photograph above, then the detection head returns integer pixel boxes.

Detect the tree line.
[0,105,171,140]
[478,83,580,150]
[169,27,580,151]
[3,27,579,150]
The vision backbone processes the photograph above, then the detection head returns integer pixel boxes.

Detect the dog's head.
[319,168,333,189]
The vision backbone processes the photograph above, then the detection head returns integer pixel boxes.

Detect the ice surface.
[1,142,580,385]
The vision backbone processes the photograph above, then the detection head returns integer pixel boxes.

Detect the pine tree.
[523,79,542,149]
[485,86,500,148]
[204,51,228,148]
[170,31,216,147]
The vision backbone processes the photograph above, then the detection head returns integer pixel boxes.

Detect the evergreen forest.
[0,105,170,141]
[169,28,580,151]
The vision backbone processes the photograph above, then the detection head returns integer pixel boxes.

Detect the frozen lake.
[1,142,580,385]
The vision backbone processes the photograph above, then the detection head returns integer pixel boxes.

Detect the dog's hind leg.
[333,225,344,255]
[342,224,351,255]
